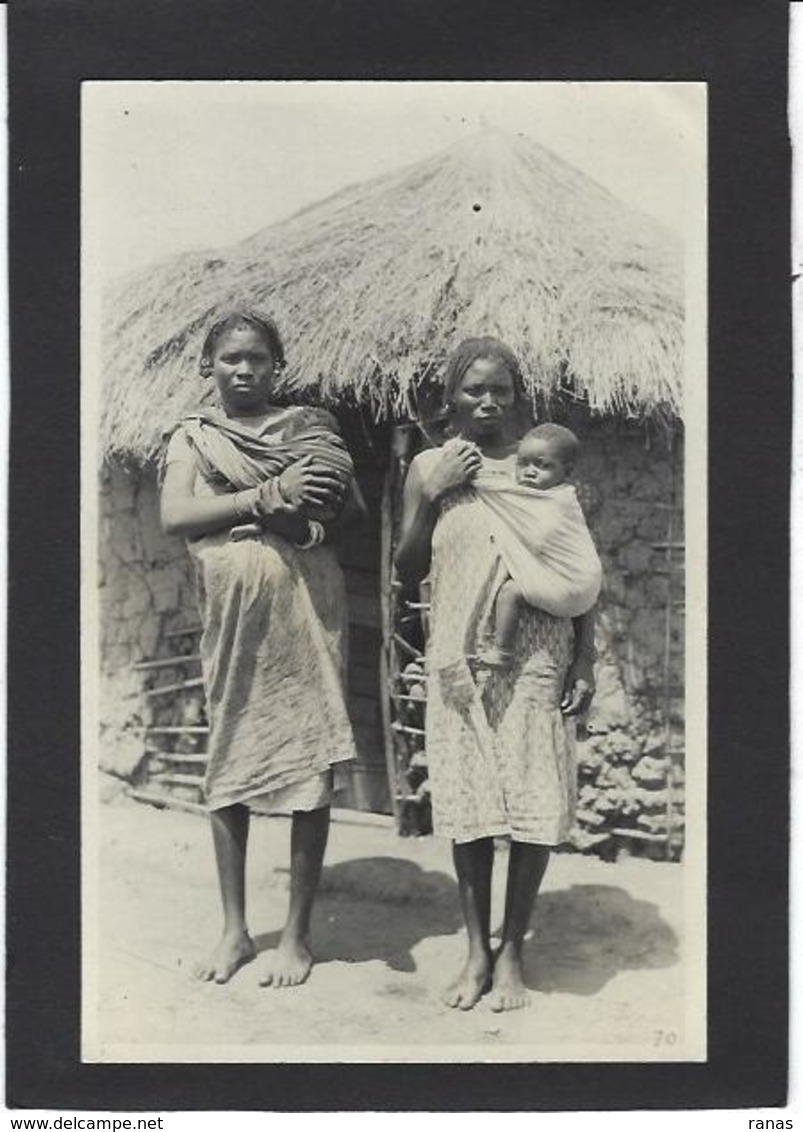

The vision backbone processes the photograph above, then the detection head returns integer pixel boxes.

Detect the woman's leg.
[260,804,330,988]
[195,803,256,983]
[443,837,495,1009]
[490,841,551,1011]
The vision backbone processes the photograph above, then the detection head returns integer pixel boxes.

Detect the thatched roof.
[101,128,684,462]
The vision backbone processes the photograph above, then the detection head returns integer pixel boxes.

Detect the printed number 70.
[653,1029,678,1046]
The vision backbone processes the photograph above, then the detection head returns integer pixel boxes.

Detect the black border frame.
[6,0,791,1110]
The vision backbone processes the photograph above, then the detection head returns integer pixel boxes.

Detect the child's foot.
[488,946,530,1012]
[259,934,314,989]
[194,930,256,984]
[475,646,515,670]
[442,953,492,1011]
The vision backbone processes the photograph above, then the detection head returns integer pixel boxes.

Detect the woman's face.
[210,325,276,415]
[451,356,518,441]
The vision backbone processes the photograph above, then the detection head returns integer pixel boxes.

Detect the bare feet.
[259,934,314,989]
[488,946,530,1012]
[194,930,256,984]
[442,952,492,1011]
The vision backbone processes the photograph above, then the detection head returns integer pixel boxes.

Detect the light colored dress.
[423,451,577,845]
[164,409,355,814]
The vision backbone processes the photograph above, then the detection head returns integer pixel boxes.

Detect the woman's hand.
[422,439,482,504]
[560,654,596,717]
[278,455,347,512]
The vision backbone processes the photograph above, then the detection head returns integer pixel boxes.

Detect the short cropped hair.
[521,422,580,467]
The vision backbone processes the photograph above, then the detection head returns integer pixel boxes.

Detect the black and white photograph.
[81,80,706,1064]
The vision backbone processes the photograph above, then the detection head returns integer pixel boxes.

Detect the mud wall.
[98,464,195,777]
[573,418,685,856]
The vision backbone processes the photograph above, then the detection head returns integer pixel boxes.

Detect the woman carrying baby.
[395,336,597,1012]
[161,309,362,989]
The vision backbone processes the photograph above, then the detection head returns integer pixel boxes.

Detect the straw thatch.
[101,128,684,463]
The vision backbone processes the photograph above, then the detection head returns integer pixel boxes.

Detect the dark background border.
[6,0,791,1111]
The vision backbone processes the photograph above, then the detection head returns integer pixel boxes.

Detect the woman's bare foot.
[488,945,530,1012]
[442,952,492,1011]
[194,930,255,984]
[259,934,314,989]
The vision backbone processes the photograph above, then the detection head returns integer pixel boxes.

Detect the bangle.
[232,489,259,522]
[276,473,291,505]
[295,519,325,550]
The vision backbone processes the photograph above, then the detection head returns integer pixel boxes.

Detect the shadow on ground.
[255,858,679,993]
[525,884,680,996]
[255,857,462,973]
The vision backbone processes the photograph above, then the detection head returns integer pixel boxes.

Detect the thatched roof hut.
[101,128,683,463]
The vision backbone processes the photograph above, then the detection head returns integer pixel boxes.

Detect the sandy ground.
[89,791,691,1061]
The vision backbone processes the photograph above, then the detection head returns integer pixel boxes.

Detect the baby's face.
[515,436,570,489]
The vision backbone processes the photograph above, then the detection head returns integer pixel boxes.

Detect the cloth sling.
[473,469,602,619]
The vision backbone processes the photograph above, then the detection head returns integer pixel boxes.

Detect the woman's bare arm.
[161,458,244,538]
[572,607,596,660]
[561,606,597,716]
[394,456,441,584]
[160,456,307,542]
[395,443,483,583]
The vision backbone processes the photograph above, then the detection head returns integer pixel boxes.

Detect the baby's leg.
[495,577,525,654]
[478,576,524,668]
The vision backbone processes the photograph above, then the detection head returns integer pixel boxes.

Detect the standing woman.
[161,310,361,989]
[395,337,596,1013]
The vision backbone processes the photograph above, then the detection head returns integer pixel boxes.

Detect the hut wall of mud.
[573,418,684,857]
[98,417,684,855]
[98,464,196,780]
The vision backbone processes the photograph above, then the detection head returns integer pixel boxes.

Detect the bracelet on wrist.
[232,489,258,522]
[249,491,264,520]
[275,474,291,505]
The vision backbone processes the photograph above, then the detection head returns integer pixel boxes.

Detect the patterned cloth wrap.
[425,463,578,843]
